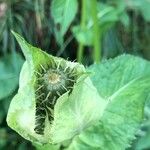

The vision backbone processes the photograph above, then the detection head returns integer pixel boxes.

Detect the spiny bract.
[34,61,79,134]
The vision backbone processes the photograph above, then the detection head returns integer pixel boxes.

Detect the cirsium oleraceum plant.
[7,31,150,150]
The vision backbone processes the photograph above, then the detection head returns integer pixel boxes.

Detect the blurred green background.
[0,0,150,149]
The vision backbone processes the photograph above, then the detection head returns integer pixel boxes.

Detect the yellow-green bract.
[7,31,106,144]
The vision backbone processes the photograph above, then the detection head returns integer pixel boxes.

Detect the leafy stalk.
[91,0,101,63]
[77,0,86,63]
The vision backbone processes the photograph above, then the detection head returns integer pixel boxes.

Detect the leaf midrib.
[108,76,142,101]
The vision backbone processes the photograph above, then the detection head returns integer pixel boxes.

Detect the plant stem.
[77,0,86,63]
[91,0,101,63]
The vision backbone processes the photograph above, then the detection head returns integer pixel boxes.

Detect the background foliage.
[0,0,150,149]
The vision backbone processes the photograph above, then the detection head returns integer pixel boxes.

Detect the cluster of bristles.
[34,60,78,135]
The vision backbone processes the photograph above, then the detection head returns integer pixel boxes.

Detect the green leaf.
[67,55,150,149]
[0,53,23,100]
[51,0,78,36]
[72,26,93,46]
[51,77,106,143]
[88,55,150,98]
[7,32,106,144]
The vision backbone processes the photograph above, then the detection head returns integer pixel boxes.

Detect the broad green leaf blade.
[6,62,44,143]
[88,55,150,98]
[67,55,150,149]
[11,31,53,70]
[51,77,106,143]
[0,53,23,100]
[72,26,93,46]
[51,0,78,36]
